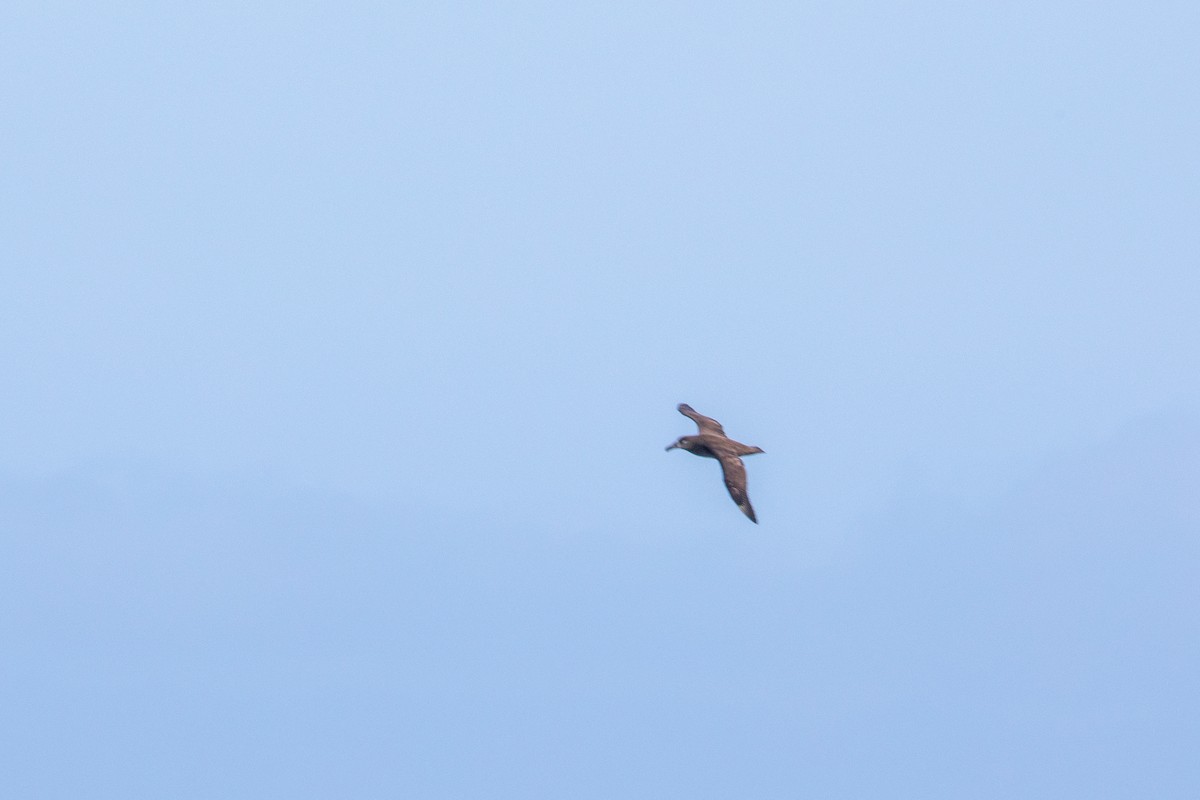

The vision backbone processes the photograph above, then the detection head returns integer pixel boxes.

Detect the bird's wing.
[678,403,726,436]
[718,454,757,523]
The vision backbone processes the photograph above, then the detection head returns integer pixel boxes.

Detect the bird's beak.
[665,442,678,451]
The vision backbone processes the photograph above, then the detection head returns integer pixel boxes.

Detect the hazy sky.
[3,3,1198,798]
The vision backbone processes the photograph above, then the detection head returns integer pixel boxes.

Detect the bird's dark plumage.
[666,403,764,523]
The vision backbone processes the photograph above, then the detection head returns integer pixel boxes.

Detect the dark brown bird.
[666,403,764,523]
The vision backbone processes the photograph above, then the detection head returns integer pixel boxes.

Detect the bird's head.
[665,436,694,452]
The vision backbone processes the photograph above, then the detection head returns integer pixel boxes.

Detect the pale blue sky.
[2,3,1198,798]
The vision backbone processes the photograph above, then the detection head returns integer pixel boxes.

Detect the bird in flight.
[666,403,764,523]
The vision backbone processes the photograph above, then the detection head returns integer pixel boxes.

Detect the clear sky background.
[3,3,1198,798]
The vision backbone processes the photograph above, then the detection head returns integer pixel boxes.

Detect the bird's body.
[666,403,764,523]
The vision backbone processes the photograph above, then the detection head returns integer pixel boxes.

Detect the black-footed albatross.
[666,403,764,523]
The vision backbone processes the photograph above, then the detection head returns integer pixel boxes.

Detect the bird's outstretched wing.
[678,403,726,436]
[718,454,757,523]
